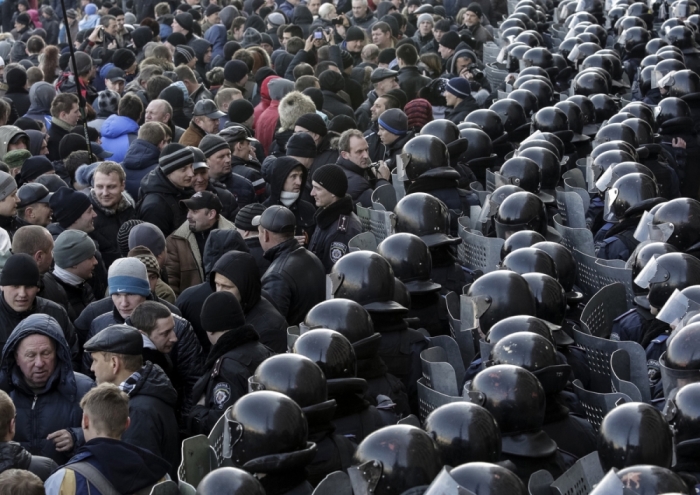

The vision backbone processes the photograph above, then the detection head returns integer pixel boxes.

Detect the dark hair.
[146,75,172,101]
[118,93,144,122]
[283,24,303,38]
[286,36,304,55]
[396,43,418,65]
[130,301,172,336]
[293,63,314,80]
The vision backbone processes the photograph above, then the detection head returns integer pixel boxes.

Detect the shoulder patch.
[330,241,348,263]
[337,215,348,233]
[213,382,231,409]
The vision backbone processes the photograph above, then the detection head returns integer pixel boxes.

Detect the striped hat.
[128,246,160,277]
[159,143,194,175]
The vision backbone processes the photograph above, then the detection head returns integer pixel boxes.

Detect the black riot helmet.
[226,391,313,468]
[666,381,700,444]
[627,2,654,28]
[508,89,540,119]
[630,241,677,304]
[500,17,528,30]
[464,109,506,141]
[573,71,609,97]
[580,54,615,79]
[459,127,493,162]
[616,15,647,35]
[350,425,442,495]
[646,37,669,55]
[487,315,555,345]
[621,117,654,145]
[667,25,699,51]
[518,139,562,160]
[465,271,536,333]
[292,328,357,379]
[466,365,556,457]
[666,69,700,97]
[498,157,546,198]
[605,112,634,125]
[558,37,581,62]
[655,96,693,127]
[495,191,548,239]
[590,466,688,495]
[577,33,602,46]
[477,185,525,235]
[519,66,551,80]
[523,47,554,69]
[500,230,547,260]
[591,146,638,168]
[524,132,565,161]
[586,24,610,45]
[607,7,628,31]
[595,161,655,192]
[620,102,656,129]
[424,403,502,466]
[555,101,585,135]
[250,354,330,410]
[620,26,651,53]
[303,299,380,359]
[590,94,620,123]
[648,198,700,251]
[518,79,554,107]
[505,43,532,72]
[514,30,543,48]
[603,173,659,223]
[657,46,687,62]
[523,272,569,326]
[425,463,527,495]
[660,324,700,397]
[532,107,570,137]
[489,99,528,135]
[634,252,700,310]
[597,402,673,471]
[420,119,469,158]
[394,193,458,248]
[501,247,558,279]
[377,233,441,294]
[654,57,687,77]
[516,147,561,191]
[532,241,578,292]
[329,251,404,312]
[578,66,614,91]
[401,134,449,180]
[594,122,638,149]
[196,468,266,495]
[567,95,597,132]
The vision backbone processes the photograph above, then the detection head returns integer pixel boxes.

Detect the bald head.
[145,99,172,124]
[12,226,53,274]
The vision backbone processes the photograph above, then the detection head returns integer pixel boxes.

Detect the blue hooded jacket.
[204,24,227,59]
[100,115,140,163]
[0,314,94,465]
[121,138,161,198]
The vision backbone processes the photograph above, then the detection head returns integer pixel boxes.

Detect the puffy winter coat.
[121,138,161,199]
[100,115,140,163]
[136,167,194,238]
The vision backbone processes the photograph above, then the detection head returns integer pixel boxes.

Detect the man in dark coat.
[200,131,258,208]
[188,292,274,435]
[233,203,271,275]
[308,165,362,272]
[396,44,432,101]
[0,314,94,465]
[335,129,391,207]
[319,70,355,119]
[85,325,179,479]
[443,77,478,124]
[258,205,326,325]
[136,144,195,238]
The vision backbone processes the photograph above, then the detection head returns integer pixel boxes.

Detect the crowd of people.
[0,0,697,492]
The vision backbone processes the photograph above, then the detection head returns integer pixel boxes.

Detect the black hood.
[266,156,308,205]
[202,229,250,276]
[129,361,178,407]
[210,251,262,312]
[293,5,314,24]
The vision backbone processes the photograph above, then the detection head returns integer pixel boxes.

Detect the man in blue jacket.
[121,122,169,199]
[100,94,143,164]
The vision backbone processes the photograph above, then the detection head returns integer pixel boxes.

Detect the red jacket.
[255,100,280,155]
[253,75,279,130]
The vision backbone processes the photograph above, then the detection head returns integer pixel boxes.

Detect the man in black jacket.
[335,129,391,207]
[136,143,195,238]
[44,230,96,323]
[234,203,271,276]
[88,162,135,268]
[396,43,432,101]
[85,324,179,479]
[188,291,274,435]
[444,76,479,124]
[257,205,326,325]
[309,165,362,272]
[200,131,258,207]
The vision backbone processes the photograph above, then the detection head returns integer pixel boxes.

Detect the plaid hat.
[295,113,327,137]
[174,12,194,31]
[439,31,460,50]
[128,222,166,256]
[378,108,408,135]
[95,90,120,115]
[54,230,96,269]
[49,188,92,229]
[446,77,471,98]
[159,143,194,175]
[417,13,434,25]
[108,258,151,297]
[224,60,249,84]
[313,164,348,197]
[227,98,254,123]
[200,134,229,158]
[235,203,266,231]
[286,133,317,158]
[345,26,366,42]
[242,27,262,48]
[404,98,433,131]
[128,246,160,277]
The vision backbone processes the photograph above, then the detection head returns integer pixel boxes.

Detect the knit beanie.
[439,31,460,50]
[112,48,136,71]
[385,88,408,110]
[446,77,472,99]
[286,133,318,158]
[174,45,196,66]
[59,134,89,160]
[3,150,30,171]
[0,253,39,287]
[199,134,229,158]
[417,13,434,25]
[313,165,348,198]
[108,258,151,297]
[201,291,246,333]
[267,12,285,27]
[466,2,483,17]
[295,113,327,137]
[49,188,92,229]
[319,70,345,93]
[205,3,221,16]
[128,246,160,277]
[167,32,188,46]
[159,143,194,175]
[224,60,249,84]
[227,98,254,123]
[302,87,324,112]
[128,222,166,257]
[234,203,266,231]
[96,90,121,115]
[242,27,262,48]
[174,12,194,32]
[329,115,357,134]
[404,98,434,131]
[345,26,366,42]
[378,108,408,135]
[54,230,96,268]
[118,219,144,257]
[18,156,53,186]
[378,48,396,65]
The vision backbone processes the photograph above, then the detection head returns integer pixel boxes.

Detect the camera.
[332,17,344,25]
[465,63,484,82]
[314,27,325,39]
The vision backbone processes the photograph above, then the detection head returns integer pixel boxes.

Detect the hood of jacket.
[72,437,170,493]
[0,126,27,161]
[203,228,250,275]
[128,361,177,407]
[122,139,161,171]
[266,156,308,205]
[101,115,140,139]
[449,47,478,76]
[191,38,212,62]
[293,5,314,24]
[268,78,294,102]
[0,314,76,399]
[220,5,239,29]
[375,2,395,18]
[204,24,227,59]
[260,75,279,104]
[26,129,45,156]
[0,442,31,472]
[210,250,262,312]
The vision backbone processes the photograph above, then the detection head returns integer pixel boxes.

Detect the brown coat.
[179,121,206,147]
[165,215,236,295]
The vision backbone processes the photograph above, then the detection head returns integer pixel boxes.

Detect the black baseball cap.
[180,190,223,212]
[252,205,296,233]
[17,183,52,208]
[106,67,126,82]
